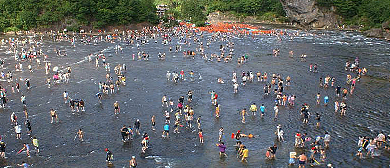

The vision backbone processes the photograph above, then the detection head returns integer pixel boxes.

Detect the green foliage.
[181,0,207,26]
[66,24,81,32]
[316,0,390,29]
[0,0,386,32]
[0,0,160,32]
[206,0,284,17]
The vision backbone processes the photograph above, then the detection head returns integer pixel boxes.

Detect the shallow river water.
[0,26,390,168]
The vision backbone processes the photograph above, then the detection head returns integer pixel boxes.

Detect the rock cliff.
[364,21,390,41]
[279,0,339,29]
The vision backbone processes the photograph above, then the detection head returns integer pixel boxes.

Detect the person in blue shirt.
[18,161,29,168]
[163,123,169,138]
[260,104,266,117]
[324,96,329,106]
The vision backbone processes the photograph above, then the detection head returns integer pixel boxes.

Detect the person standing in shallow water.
[50,109,58,123]
[129,156,137,168]
[216,142,227,157]
[273,104,279,120]
[241,108,247,123]
[151,115,156,131]
[76,129,84,142]
[198,129,204,144]
[105,148,113,163]
[298,153,307,168]
[241,146,248,162]
[113,101,120,115]
[250,103,257,116]
[0,141,6,158]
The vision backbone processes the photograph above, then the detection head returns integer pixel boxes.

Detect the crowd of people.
[0,22,386,168]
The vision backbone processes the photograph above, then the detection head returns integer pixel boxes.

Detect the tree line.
[316,0,390,29]
[0,0,158,32]
[0,0,388,32]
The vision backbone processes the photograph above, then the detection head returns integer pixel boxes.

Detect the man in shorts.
[250,103,257,116]
[50,109,58,123]
[298,153,307,168]
[113,101,120,114]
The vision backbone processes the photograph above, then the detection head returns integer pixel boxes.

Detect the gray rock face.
[279,0,339,29]
[384,33,390,41]
[382,21,390,30]
[364,28,384,38]
[364,21,390,40]
[382,21,390,41]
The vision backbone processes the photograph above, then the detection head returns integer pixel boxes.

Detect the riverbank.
[2,19,389,41]
[1,22,155,36]
[207,11,390,41]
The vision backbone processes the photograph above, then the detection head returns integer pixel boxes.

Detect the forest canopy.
[0,0,159,32]
[0,0,388,32]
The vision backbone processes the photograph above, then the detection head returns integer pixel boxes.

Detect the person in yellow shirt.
[250,103,257,116]
[32,137,39,153]
[241,146,248,162]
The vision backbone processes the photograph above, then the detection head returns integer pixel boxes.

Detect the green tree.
[181,0,207,26]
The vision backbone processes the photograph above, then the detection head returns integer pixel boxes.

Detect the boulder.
[384,31,390,41]
[279,0,339,29]
[382,20,390,30]
[364,28,384,38]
